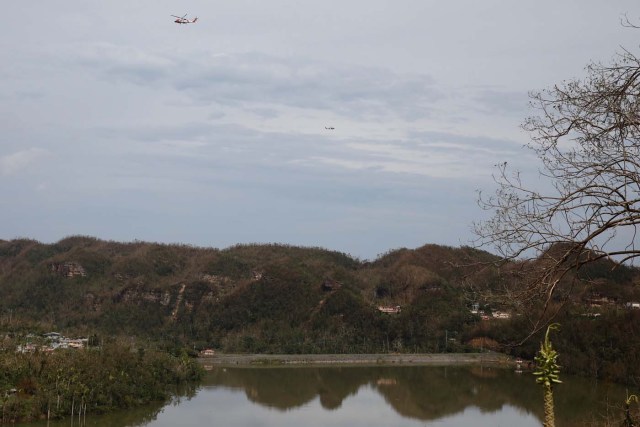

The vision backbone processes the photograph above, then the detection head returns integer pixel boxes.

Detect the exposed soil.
[198,352,515,367]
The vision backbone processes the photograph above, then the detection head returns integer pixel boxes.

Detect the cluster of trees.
[481,308,640,385]
[212,284,476,355]
[0,341,203,423]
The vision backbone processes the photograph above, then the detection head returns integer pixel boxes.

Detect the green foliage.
[100,303,168,336]
[114,256,155,278]
[54,235,100,250]
[204,252,252,279]
[0,239,36,258]
[148,245,188,277]
[534,323,561,427]
[24,245,60,265]
[70,250,112,276]
[0,343,204,423]
[577,258,635,283]
[534,324,562,388]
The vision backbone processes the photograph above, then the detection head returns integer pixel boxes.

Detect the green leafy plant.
[533,323,562,427]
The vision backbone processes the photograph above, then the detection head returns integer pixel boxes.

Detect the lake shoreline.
[198,352,516,367]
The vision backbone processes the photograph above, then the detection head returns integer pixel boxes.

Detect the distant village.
[377,294,640,320]
[15,332,88,353]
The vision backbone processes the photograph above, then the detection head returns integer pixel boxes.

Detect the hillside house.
[378,305,401,314]
[16,343,38,354]
[44,332,62,341]
[492,311,511,319]
[582,312,601,318]
[584,293,616,307]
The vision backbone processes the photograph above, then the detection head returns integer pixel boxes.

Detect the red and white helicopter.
[172,14,198,24]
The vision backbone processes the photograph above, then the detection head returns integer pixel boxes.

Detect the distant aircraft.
[172,14,198,24]
[325,126,335,130]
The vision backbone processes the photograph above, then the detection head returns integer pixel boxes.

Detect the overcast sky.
[1,1,638,259]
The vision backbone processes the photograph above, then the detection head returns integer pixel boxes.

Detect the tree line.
[0,341,203,424]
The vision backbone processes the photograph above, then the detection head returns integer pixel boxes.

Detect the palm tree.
[533,323,562,427]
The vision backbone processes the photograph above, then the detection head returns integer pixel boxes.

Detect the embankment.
[199,352,515,367]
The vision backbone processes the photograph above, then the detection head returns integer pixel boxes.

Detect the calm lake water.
[16,365,636,426]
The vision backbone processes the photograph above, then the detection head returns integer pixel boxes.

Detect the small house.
[378,305,401,314]
[492,311,511,319]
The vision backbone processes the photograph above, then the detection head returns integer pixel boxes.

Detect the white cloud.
[303,136,526,179]
[67,45,443,122]
[1,1,638,257]
[0,148,48,176]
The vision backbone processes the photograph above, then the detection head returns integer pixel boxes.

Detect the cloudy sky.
[1,1,638,259]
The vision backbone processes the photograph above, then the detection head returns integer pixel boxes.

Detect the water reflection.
[15,365,635,426]
[201,365,630,426]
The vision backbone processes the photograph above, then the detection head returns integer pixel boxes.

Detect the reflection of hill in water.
[376,366,539,420]
[203,366,630,425]
[203,367,363,410]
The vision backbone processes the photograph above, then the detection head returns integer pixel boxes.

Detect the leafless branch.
[473,42,640,328]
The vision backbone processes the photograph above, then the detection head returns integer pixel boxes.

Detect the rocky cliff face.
[49,262,86,278]
[115,285,174,306]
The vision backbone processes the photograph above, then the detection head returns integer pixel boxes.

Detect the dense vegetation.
[1,237,640,386]
[0,341,203,423]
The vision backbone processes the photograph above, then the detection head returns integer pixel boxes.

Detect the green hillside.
[1,236,640,384]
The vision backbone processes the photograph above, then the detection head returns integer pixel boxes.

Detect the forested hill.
[1,236,640,383]
[0,237,496,350]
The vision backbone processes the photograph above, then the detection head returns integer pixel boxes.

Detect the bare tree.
[474,36,640,328]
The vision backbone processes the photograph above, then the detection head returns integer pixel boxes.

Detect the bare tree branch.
[473,41,640,325]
